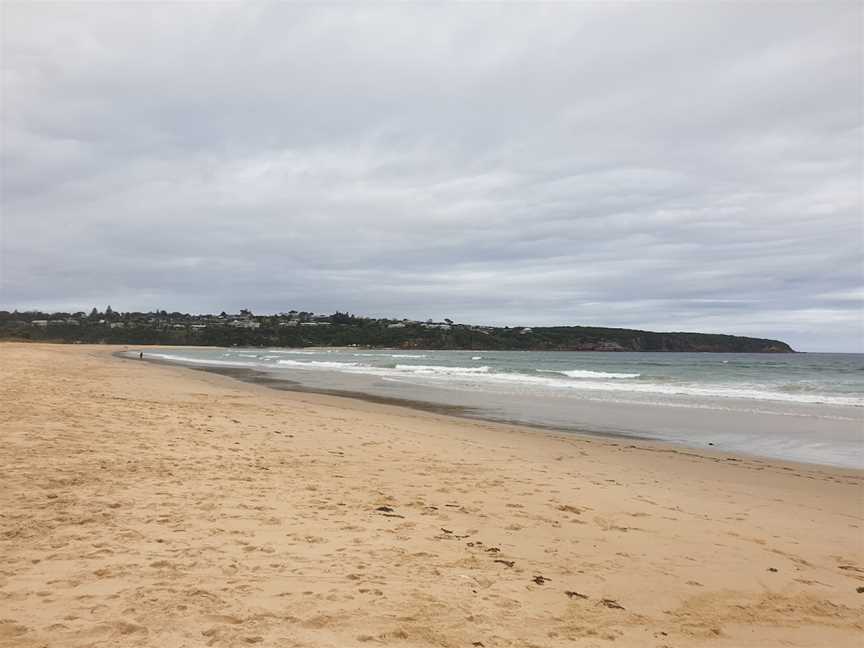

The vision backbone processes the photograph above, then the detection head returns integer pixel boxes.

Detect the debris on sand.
[599,598,625,610]
[436,527,469,539]
[374,506,404,518]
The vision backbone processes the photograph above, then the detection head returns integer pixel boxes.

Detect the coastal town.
[0,307,489,334]
[0,307,792,352]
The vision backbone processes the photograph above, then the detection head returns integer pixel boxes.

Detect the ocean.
[133,348,864,469]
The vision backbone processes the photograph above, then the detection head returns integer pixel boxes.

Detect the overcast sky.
[2,3,861,351]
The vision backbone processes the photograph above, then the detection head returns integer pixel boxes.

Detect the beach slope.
[1,343,861,647]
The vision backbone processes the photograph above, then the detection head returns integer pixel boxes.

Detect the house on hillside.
[230,320,260,329]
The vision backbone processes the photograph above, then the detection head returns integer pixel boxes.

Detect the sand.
[1,343,862,648]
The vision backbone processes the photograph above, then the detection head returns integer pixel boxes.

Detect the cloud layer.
[2,3,861,350]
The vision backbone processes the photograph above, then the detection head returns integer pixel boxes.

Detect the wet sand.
[1,343,862,647]
[131,355,652,444]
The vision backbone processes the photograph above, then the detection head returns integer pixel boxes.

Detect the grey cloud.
[1,3,862,351]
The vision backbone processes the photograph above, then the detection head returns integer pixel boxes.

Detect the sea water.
[135,348,864,469]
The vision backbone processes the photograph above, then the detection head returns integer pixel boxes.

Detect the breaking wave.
[393,364,490,375]
[538,369,641,379]
[136,349,864,408]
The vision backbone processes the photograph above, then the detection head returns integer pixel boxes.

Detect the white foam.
[393,364,491,375]
[538,369,640,379]
[378,366,863,406]
[353,353,428,358]
[143,353,259,368]
[276,359,358,369]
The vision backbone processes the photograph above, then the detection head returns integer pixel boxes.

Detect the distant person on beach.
[139,352,143,360]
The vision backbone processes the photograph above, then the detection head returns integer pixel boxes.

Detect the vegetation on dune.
[0,306,792,353]
[0,308,794,352]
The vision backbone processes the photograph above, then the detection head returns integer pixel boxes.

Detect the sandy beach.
[1,343,862,648]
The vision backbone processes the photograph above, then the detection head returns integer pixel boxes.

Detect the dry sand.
[1,342,862,648]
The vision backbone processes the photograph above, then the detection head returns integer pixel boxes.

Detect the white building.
[230,320,260,329]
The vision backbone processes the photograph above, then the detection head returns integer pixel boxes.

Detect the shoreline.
[127,352,663,444]
[122,347,861,473]
[2,342,862,648]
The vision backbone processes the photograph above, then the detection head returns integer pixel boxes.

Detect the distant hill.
[0,310,795,352]
[505,326,794,353]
